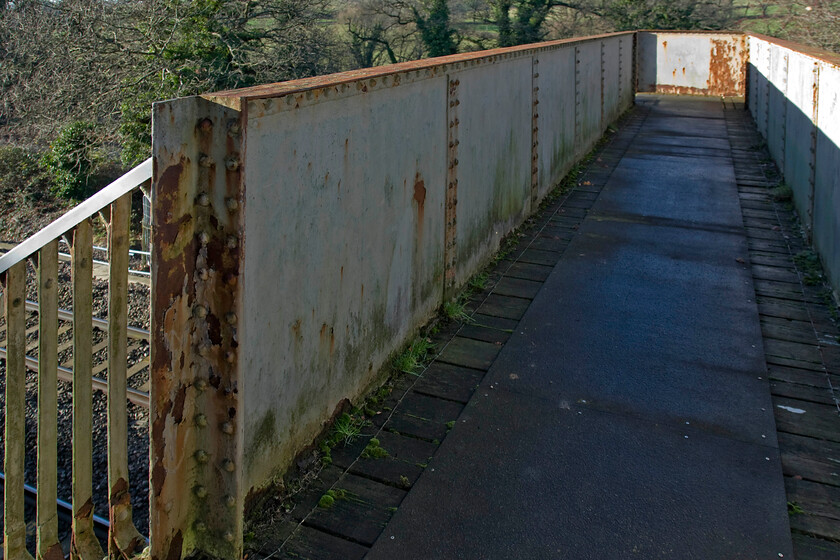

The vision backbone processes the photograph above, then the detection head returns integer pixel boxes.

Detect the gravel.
[0,257,152,550]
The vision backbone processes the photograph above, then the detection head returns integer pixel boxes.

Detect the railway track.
[0,245,151,409]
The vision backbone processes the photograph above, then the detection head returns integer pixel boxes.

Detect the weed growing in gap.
[771,184,793,202]
[361,437,388,459]
[393,337,435,375]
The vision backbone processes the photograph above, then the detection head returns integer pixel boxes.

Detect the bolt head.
[225,198,239,211]
[222,422,234,435]
[194,485,208,498]
[195,450,209,463]
[198,231,210,245]
[222,459,236,472]
[197,193,210,207]
[193,305,207,319]
[225,157,240,171]
[195,379,208,392]
[195,414,208,427]
[226,495,236,508]
[226,235,238,249]
[226,312,238,325]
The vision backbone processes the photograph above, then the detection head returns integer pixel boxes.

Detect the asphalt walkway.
[365,96,794,559]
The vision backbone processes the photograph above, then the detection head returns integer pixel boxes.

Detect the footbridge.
[1,31,839,560]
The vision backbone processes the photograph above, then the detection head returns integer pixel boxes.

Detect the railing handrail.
[0,158,152,276]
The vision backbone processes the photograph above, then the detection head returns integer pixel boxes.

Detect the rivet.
[225,351,235,363]
[197,192,210,207]
[193,305,207,319]
[198,118,213,132]
[226,235,238,249]
[195,449,209,463]
[198,268,209,280]
[197,344,209,357]
[198,231,210,245]
[225,198,239,211]
[224,273,237,286]
[222,459,236,472]
[455,99,460,106]
[222,422,234,435]
[225,532,235,543]
[194,485,208,498]
[194,522,206,532]
[199,155,213,168]
[195,414,208,427]
[226,312,237,325]
[228,121,241,136]
[225,495,236,508]
[195,379,208,392]
[225,157,240,171]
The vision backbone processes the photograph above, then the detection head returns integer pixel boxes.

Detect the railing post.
[444,75,460,297]
[70,218,105,560]
[37,240,63,560]
[150,96,245,560]
[2,260,35,560]
[107,192,146,556]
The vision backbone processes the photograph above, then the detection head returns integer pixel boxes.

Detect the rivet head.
[197,193,210,206]
[225,197,239,211]
[194,485,208,498]
[228,120,241,136]
[226,312,237,325]
[226,235,238,249]
[222,459,236,472]
[193,305,207,319]
[195,414,208,427]
[194,521,206,532]
[225,532,235,542]
[198,118,213,132]
[198,231,210,245]
[195,450,209,463]
[199,155,213,168]
[225,351,235,363]
[222,422,234,435]
[225,495,236,508]
[198,268,209,281]
[195,378,207,392]
[224,273,237,286]
[225,157,240,171]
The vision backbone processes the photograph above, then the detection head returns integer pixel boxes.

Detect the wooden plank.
[437,336,502,370]
[791,533,840,560]
[304,473,406,546]
[773,396,840,443]
[769,380,836,406]
[413,362,485,404]
[764,339,824,365]
[502,261,553,282]
[494,277,544,300]
[279,525,369,560]
[788,511,840,542]
[767,364,833,388]
[518,248,561,267]
[476,294,531,321]
[2,260,35,560]
[106,194,145,555]
[528,236,569,253]
[37,241,63,560]
[751,264,801,284]
[761,318,821,345]
[70,218,105,559]
[785,477,840,521]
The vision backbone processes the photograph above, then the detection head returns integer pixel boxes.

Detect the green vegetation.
[361,437,389,459]
[771,184,793,202]
[793,250,823,286]
[393,337,436,375]
[40,121,104,201]
[318,488,348,508]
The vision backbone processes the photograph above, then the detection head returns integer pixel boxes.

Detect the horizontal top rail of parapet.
[745,32,840,67]
[203,31,636,109]
[0,158,152,276]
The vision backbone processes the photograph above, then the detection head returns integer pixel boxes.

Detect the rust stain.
[164,531,183,560]
[75,498,94,519]
[413,174,426,221]
[682,67,686,75]
[171,385,187,423]
[708,38,744,96]
[42,543,63,560]
[110,477,129,502]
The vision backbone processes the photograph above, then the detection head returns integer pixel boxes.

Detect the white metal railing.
[0,158,151,559]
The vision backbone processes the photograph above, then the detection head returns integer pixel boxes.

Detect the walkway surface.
[248,95,840,560]
[365,95,792,558]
